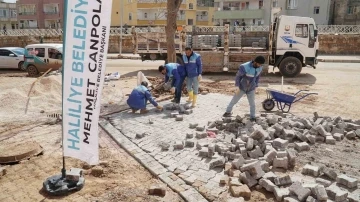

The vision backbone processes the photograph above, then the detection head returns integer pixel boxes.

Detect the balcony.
[137,19,186,26]
[214,9,264,20]
[18,11,36,16]
[44,4,59,15]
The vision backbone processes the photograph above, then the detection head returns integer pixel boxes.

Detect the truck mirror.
[314,30,318,37]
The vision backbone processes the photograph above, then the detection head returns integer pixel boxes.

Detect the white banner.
[62,0,113,165]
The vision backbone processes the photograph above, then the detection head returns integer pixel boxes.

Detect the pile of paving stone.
[177,112,360,202]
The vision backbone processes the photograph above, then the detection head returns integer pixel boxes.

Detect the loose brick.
[260,161,270,172]
[259,178,276,192]
[284,196,300,202]
[220,175,229,184]
[306,196,316,202]
[326,184,348,201]
[302,164,320,177]
[276,150,287,158]
[174,141,184,150]
[346,131,356,139]
[195,132,207,139]
[333,133,344,141]
[186,133,194,139]
[289,181,311,201]
[246,138,254,150]
[325,136,336,144]
[185,140,195,147]
[263,172,277,183]
[209,156,225,169]
[196,126,205,131]
[315,178,332,187]
[273,157,288,169]
[273,138,289,149]
[232,156,245,169]
[316,125,327,136]
[224,162,232,174]
[264,149,277,163]
[295,142,310,152]
[314,185,328,201]
[175,115,183,121]
[322,167,338,180]
[274,187,290,202]
[336,174,358,189]
[239,171,258,188]
[189,123,198,129]
[306,134,316,144]
[287,149,297,167]
[248,146,264,158]
[199,148,208,157]
[229,177,242,186]
[274,175,292,186]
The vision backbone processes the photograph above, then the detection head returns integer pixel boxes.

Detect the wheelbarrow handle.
[294,90,310,96]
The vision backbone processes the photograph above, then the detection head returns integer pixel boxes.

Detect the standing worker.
[182,47,202,108]
[223,55,265,121]
[127,81,163,114]
[158,63,187,104]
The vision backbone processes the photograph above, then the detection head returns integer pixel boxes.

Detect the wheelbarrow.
[262,89,318,113]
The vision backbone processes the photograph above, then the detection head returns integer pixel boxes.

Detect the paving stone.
[259,178,276,192]
[248,146,264,158]
[196,126,205,132]
[189,123,198,129]
[336,174,358,189]
[294,142,310,152]
[314,184,328,201]
[348,191,360,202]
[149,184,167,196]
[240,161,264,179]
[209,156,225,169]
[346,131,357,139]
[289,181,312,201]
[326,135,336,144]
[230,184,251,198]
[306,196,316,202]
[260,160,270,172]
[239,171,258,188]
[246,138,254,150]
[232,156,245,169]
[306,134,316,144]
[322,167,338,180]
[195,132,207,139]
[284,196,300,202]
[287,149,297,167]
[326,184,348,202]
[263,172,277,183]
[273,138,289,149]
[302,164,320,177]
[274,175,292,186]
[264,149,277,163]
[220,175,229,184]
[184,140,195,148]
[198,148,208,157]
[333,133,344,141]
[184,109,193,115]
[276,150,288,158]
[229,169,241,178]
[273,157,288,169]
[186,133,194,139]
[175,115,184,121]
[316,177,332,187]
[274,187,291,202]
[174,141,184,150]
[229,177,242,186]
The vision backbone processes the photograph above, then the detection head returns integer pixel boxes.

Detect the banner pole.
[61,0,69,179]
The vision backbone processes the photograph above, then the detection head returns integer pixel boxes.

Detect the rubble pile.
[183,112,360,201]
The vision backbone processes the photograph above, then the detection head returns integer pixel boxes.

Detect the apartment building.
[332,0,360,24]
[111,0,215,27]
[17,0,63,29]
[0,2,17,30]
[214,0,332,26]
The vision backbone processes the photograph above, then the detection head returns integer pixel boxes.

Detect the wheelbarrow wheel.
[262,99,275,111]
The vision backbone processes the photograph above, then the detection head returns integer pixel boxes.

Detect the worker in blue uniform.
[158,63,187,104]
[127,81,163,114]
[182,47,202,108]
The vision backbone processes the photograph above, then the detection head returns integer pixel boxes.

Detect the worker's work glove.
[198,74,202,82]
[170,87,176,94]
[156,105,163,111]
[235,88,241,95]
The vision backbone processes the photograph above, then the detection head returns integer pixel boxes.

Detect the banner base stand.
[43,168,85,196]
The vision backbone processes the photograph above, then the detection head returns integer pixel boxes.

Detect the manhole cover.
[0,141,43,164]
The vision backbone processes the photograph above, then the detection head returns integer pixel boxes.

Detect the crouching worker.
[127,81,163,114]
[158,63,187,104]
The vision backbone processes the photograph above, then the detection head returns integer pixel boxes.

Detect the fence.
[0,25,358,37]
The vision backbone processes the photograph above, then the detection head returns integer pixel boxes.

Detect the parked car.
[0,47,25,70]
[24,43,63,77]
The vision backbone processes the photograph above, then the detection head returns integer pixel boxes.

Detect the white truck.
[131,15,319,77]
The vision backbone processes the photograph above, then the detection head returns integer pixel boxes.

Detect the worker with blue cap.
[158,62,187,104]
[127,81,163,114]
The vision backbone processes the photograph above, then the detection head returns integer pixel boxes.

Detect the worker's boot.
[140,109,149,114]
[187,91,193,103]
[131,108,137,113]
[191,94,197,108]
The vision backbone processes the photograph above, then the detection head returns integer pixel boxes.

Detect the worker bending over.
[223,55,265,121]
[158,63,187,104]
[182,47,202,108]
[127,81,163,114]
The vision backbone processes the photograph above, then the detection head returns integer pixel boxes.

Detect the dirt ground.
[0,61,359,202]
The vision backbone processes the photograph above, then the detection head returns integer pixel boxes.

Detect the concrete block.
[316,125,327,136]
[199,148,208,157]
[220,175,229,184]
[295,142,311,152]
[259,178,276,192]
[274,175,292,186]
[229,169,241,178]
[336,174,358,189]
[283,129,296,140]
[274,123,284,133]
[322,167,338,180]
[315,135,325,142]
[268,127,276,139]
[149,184,166,196]
[265,149,277,163]
[355,129,360,137]
[333,133,344,141]
[232,156,245,169]
[296,131,308,142]
[287,149,297,167]
[224,162,232,175]
[260,161,270,172]
[326,136,336,144]
[185,140,195,148]
[273,157,288,169]
[175,115,183,121]
[171,112,180,118]
[250,128,269,142]
[326,184,348,202]
[189,123,198,129]
[230,184,251,198]
[316,178,332,187]
[184,109,193,115]
[314,185,328,201]
[273,138,289,149]
[196,126,205,132]
[306,134,316,144]
[265,144,274,154]
[248,146,264,158]
[263,172,277,183]
[289,181,311,202]
[346,131,356,139]
[331,127,344,135]
[246,138,254,150]
[174,141,184,150]
[302,164,320,177]
[284,196,300,202]
[306,196,316,202]
[209,156,226,169]
[239,171,258,188]
[186,133,194,139]
[274,187,290,202]
[348,192,360,202]
[196,132,207,139]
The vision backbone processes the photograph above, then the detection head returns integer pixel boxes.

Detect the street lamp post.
[119,0,124,56]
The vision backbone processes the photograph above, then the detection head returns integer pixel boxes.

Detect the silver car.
[0,47,25,70]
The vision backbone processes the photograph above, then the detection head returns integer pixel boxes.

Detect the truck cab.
[270,15,319,77]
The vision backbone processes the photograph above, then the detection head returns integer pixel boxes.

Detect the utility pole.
[119,0,124,56]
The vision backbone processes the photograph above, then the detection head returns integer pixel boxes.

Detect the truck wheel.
[165,56,184,65]
[279,56,302,78]
[27,65,39,77]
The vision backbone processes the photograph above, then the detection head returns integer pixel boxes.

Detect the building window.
[313,6,320,14]
[188,19,193,25]
[128,13,132,20]
[259,0,263,9]
[295,24,308,38]
[253,19,256,25]
[273,0,278,7]
[189,3,193,9]
[0,9,8,17]
[246,2,249,9]
[144,13,147,18]
[287,0,298,10]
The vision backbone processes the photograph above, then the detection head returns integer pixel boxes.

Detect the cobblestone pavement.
[106,93,256,201]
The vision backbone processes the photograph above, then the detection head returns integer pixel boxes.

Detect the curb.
[99,119,208,202]
[107,55,141,60]
[318,59,360,63]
